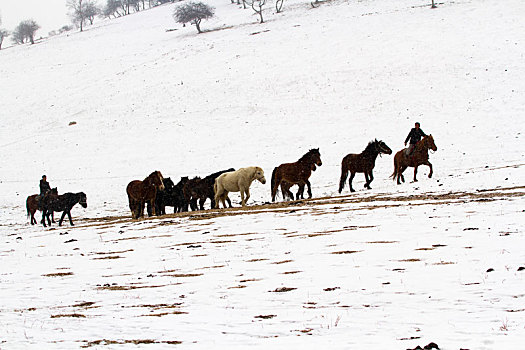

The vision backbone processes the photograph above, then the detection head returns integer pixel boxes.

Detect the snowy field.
[0,0,524,348]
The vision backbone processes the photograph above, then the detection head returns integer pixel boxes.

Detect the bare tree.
[12,19,40,44]
[84,1,101,24]
[173,2,215,34]
[276,0,284,13]
[67,0,87,31]
[245,0,267,23]
[0,29,8,49]
[103,0,124,18]
[0,15,8,49]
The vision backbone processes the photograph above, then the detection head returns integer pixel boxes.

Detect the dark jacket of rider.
[40,178,51,196]
[405,128,427,145]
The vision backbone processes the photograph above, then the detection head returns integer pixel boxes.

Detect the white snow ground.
[0,0,524,348]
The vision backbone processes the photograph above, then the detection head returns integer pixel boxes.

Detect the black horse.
[339,139,392,193]
[155,177,189,214]
[183,168,234,210]
[183,177,203,211]
[41,192,87,227]
[154,177,175,215]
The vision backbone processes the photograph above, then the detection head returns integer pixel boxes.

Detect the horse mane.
[363,140,379,154]
[298,148,319,163]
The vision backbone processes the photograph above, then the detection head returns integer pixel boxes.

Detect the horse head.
[376,140,392,155]
[425,135,437,152]
[254,167,266,184]
[147,171,165,191]
[78,192,88,208]
[163,177,175,190]
[309,148,322,167]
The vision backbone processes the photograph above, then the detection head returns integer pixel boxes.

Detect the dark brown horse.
[271,148,322,201]
[41,191,87,227]
[280,163,318,200]
[392,135,437,184]
[26,188,57,225]
[339,139,392,193]
[183,169,234,210]
[126,171,165,219]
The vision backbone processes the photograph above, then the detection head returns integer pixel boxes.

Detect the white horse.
[214,167,266,208]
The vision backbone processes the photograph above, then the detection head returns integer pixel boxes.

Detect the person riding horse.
[404,122,427,156]
[38,175,52,209]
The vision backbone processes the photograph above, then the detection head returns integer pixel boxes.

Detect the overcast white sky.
[0,0,74,35]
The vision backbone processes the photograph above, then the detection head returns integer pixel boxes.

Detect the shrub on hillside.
[173,2,215,34]
[12,19,40,45]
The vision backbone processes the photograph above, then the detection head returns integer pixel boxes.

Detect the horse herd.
[26,135,437,226]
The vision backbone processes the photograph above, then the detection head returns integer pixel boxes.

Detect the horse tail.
[26,199,30,218]
[391,154,398,180]
[213,179,219,208]
[271,167,279,201]
[338,160,349,193]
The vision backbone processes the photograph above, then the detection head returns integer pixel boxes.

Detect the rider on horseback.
[38,175,51,209]
[404,122,427,156]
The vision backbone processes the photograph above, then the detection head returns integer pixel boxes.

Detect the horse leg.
[426,161,433,178]
[306,180,312,199]
[221,193,229,208]
[368,171,374,189]
[51,212,55,223]
[413,166,419,182]
[150,199,156,216]
[42,210,47,227]
[190,198,198,211]
[129,198,136,219]
[30,209,36,225]
[226,196,233,208]
[349,172,356,192]
[240,187,246,206]
[295,184,304,200]
[139,201,145,218]
[398,166,407,184]
[68,211,74,226]
[59,211,67,226]
[199,198,205,210]
[245,188,251,204]
[364,172,370,189]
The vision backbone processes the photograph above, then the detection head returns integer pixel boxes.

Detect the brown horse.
[26,188,57,225]
[280,163,318,200]
[126,171,165,219]
[339,139,392,193]
[271,148,322,202]
[392,135,437,184]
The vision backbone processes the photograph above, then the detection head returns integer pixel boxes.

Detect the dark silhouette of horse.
[339,139,392,193]
[156,176,190,214]
[392,135,437,184]
[183,169,235,210]
[26,188,57,225]
[126,171,165,219]
[183,177,203,211]
[41,191,87,227]
[279,163,318,200]
[271,148,322,202]
[173,177,190,212]
[155,177,175,216]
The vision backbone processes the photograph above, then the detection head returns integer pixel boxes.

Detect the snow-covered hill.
[0,0,524,348]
